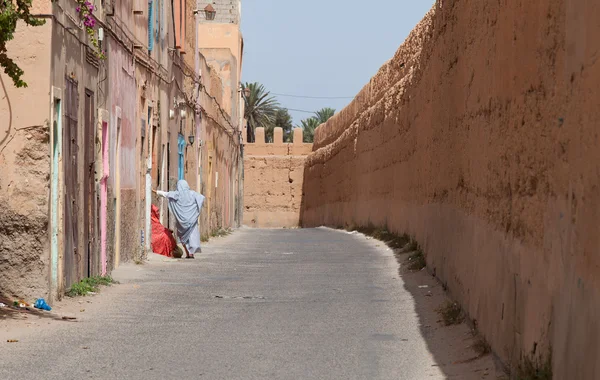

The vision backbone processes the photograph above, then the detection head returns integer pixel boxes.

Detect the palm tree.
[263,108,293,143]
[242,82,279,143]
[274,108,294,142]
[299,117,320,143]
[314,107,336,124]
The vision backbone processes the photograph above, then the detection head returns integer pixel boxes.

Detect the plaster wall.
[0,16,52,300]
[0,0,56,300]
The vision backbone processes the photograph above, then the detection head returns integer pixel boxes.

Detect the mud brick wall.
[301,2,600,378]
[243,127,311,228]
[0,12,53,300]
[0,128,51,301]
[119,189,139,263]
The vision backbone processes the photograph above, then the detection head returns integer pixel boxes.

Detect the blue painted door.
[178,133,185,180]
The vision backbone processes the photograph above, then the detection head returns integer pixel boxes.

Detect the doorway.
[83,89,96,277]
[51,95,61,293]
[114,114,122,267]
[63,76,79,288]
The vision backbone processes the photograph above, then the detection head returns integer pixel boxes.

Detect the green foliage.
[264,108,292,143]
[0,0,46,88]
[66,276,116,297]
[295,108,335,143]
[299,117,320,143]
[75,0,105,59]
[242,82,279,143]
[314,107,336,124]
[273,108,294,142]
[210,228,231,238]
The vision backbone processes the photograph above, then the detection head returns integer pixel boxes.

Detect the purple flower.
[76,6,80,12]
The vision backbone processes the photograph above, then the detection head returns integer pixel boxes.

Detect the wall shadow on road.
[349,228,508,379]
[396,261,507,378]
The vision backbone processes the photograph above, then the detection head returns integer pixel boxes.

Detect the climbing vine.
[75,0,105,59]
[0,0,46,88]
[0,0,105,89]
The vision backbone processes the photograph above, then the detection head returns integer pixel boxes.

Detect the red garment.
[151,205,177,257]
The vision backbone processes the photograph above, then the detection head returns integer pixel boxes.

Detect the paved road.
[1,228,445,379]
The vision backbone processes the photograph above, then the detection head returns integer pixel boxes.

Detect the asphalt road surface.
[0,228,447,379]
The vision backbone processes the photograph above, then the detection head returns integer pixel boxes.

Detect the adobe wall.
[301,1,600,378]
[244,127,312,228]
[0,2,53,300]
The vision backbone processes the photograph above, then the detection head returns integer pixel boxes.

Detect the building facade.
[0,0,244,302]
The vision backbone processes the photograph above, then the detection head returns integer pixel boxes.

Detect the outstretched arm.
[195,193,205,211]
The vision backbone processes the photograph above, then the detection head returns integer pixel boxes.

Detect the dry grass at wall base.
[406,249,426,271]
[471,331,492,356]
[346,225,410,248]
[344,225,427,271]
[436,300,465,326]
[211,228,232,238]
[515,352,552,380]
[66,276,117,297]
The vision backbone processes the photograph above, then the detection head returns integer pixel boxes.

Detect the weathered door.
[63,77,79,288]
[151,126,158,185]
[83,89,96,277]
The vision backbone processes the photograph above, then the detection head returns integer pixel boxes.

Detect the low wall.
[301,2,600,378]
[243,127,312,228]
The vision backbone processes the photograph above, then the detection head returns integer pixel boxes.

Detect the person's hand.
[152,189,157,194]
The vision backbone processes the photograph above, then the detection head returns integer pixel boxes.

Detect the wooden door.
[83,89,96,277]
[63,77,79,288]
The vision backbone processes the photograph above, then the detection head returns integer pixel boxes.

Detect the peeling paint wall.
[244,127,312,228]
[195,55,241,236]
[107,39,138,266]
[301,1,600,377]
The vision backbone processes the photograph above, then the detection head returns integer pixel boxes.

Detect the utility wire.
[272,92,354,99]
[285,108,318,114]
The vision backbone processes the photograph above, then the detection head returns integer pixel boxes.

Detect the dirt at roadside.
[396,260,508,379]
[0,281,122,342]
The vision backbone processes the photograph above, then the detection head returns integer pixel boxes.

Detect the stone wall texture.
[244,127,312,228]
[301,1,600,378]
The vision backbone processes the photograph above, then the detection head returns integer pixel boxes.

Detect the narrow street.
[0,228,500,380]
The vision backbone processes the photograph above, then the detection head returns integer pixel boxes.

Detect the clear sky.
[240,0,434,124]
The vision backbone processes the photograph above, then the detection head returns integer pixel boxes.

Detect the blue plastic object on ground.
[34,298,52,311]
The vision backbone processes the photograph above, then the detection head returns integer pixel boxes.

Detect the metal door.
[63,77,79,288]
